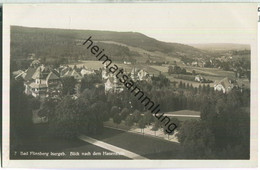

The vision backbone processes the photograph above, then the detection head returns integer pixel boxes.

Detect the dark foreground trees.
[10,78,34,152]
[48,88,107,139]
[10,78,33,137]
[177,90,250,159]
[61,77,77,95]
[177,120,215,158]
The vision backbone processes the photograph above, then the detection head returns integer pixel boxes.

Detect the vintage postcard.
[2,3,258,168]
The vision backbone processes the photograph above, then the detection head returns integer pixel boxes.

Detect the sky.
[4,3,258,45]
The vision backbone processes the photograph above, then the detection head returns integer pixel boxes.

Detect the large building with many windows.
[24,65,61,98]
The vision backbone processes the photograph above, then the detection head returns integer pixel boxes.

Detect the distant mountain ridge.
[190,43,250,51]
[11,26,212,63]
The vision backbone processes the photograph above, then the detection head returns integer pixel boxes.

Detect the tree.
[138,117,146,135]
[179,81,183,88]
[187,83,190,89]
[151,119,160,136]
[192,70,196,75]
[151,74,170,87]
[125,115,134,127]
[181,68,187,74]
[113,113,122,127]
[28,97,41,110]
[110,106,120,118]
[120,108,130,120]
[143,112,154,125]
[163,118,179,140]
[38,98,58,120]
[90,101,109,122]
[198,84,202,93]
[132,110,141,123]
[204,61,212,68]
[177,120,215,158]
[61,77,77,95]
[200,98,217,121]
[163,125,172,140]
[226,90,241,109]
[80,74,102,91]
[49,96,79,139]
[80,88,105,103]
[174,65,182,74]
[86,102,105,134]
[168,66,174,75]
[49,95,106,139]
[10,78,32,138]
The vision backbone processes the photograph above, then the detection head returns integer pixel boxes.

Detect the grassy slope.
[10,124,128,159]
[90,127,184,159]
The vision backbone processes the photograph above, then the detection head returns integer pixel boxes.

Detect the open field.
[164,110,201,122]
[165,110,200,116]
[151,64,250,88]
[170,116,199,122]
[150,65,169,73]
[150,64,235,78]
[183,66,236,78]
[164,74,213,87]
[69,60,104,70]
[100,40,181,63]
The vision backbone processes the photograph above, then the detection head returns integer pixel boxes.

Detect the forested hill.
[11,26,208,62]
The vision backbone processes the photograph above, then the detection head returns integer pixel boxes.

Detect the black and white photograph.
[2,3,258,168]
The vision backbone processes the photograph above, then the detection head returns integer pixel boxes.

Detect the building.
[59,66,70,77]
[191,61,198,67]
[12,70,26,80]
[102,66,151,93]
[124,61,132,65]
[131,67,139,81]
[195,75,205,83]
[30,59,41,67]
[214,77,238,93]
[80,67,95,77]
[24,65,61,98]
[63,69,82,82]
[104,76,124,94]
[137,69,148,80]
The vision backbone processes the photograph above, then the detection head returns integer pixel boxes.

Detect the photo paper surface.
[2,3,258,168]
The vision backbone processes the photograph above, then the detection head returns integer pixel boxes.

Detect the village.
[10,52,251,160]
[13,59,153,99]
[13,57,245,100]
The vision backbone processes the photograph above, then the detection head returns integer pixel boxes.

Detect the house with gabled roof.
[104,76,124,94]
[131,67,139,81]
[63,69,82,82]
[23,65,61,98]
[80,67,95,77]
[214,77,238,93]
[195,75,206,83]
[137,69,149,81]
